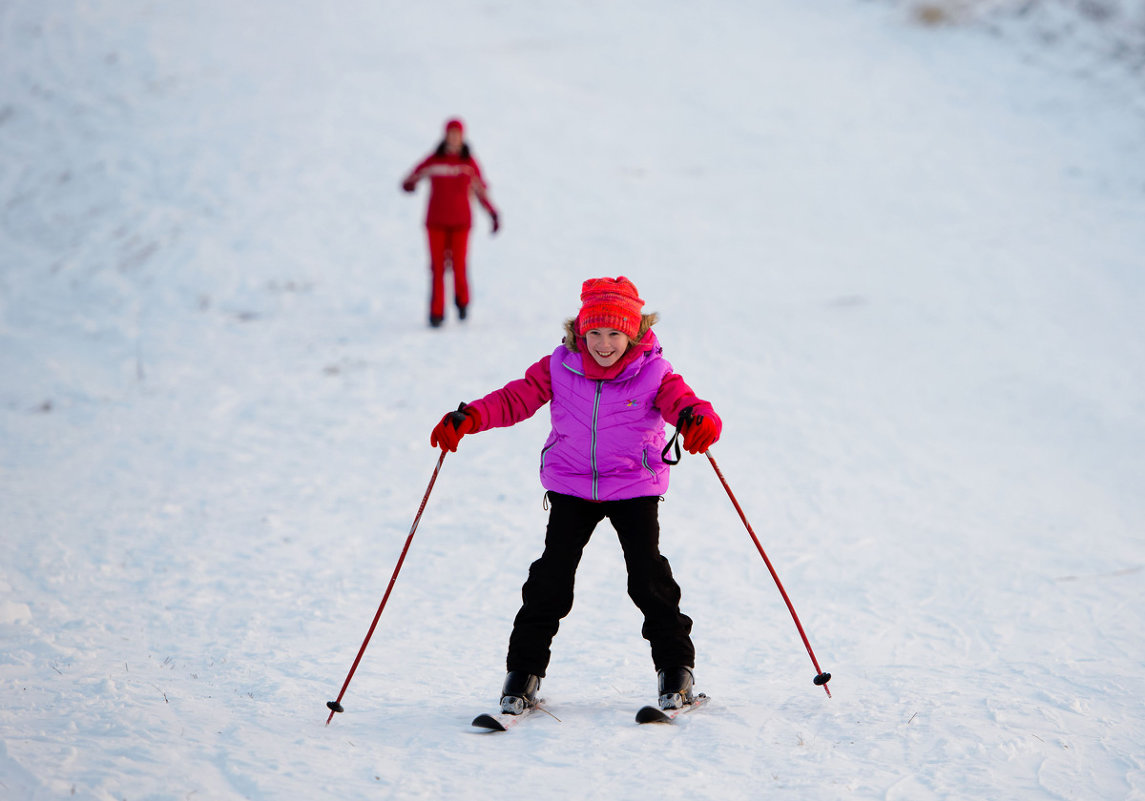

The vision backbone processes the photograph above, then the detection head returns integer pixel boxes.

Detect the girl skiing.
[401,118,500,328]
[429,276,721,713]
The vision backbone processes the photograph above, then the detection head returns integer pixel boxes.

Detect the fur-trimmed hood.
[562,312,659,352]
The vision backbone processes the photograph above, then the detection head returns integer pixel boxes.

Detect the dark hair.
[434,140,471,159]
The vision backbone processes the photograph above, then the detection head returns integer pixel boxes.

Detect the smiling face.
[584,328,631,367]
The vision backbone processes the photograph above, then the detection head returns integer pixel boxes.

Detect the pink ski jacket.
[466,330,719,501]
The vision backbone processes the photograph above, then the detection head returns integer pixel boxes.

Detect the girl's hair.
[563,312,659,352]
[434,140,471,159]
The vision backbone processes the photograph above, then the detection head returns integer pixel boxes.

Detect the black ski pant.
[506,492,695,678]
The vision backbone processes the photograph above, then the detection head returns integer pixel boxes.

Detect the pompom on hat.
[576,276,645,339]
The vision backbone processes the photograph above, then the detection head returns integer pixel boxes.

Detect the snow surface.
[2,1,1144,799]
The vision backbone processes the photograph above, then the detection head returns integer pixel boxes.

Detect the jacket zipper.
[590,381,602,500]
[641,449,656,479]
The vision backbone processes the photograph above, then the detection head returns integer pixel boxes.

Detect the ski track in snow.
[2,1,1144,799]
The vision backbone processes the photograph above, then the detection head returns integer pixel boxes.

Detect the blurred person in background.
[402,118,500,328]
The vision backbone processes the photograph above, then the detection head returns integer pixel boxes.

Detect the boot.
[657,666,696,710]
[500,671,541,715]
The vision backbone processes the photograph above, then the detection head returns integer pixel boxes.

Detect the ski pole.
[703,450,832,697]
[326,447,449,724]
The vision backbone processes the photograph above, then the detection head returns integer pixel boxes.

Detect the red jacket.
[403,146,497,228]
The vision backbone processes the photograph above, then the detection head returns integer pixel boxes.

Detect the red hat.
[445,118,464,134]
[576,276,645,339]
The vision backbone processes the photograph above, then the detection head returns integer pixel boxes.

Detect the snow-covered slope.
[2,1,1143,799]
[892,0,1145,88]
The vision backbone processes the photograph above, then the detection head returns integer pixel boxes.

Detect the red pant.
[426,225,470,319]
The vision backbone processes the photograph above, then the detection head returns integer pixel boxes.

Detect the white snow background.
[2,1,1144,799]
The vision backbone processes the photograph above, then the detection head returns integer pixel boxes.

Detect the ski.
[472,695,710,729]
[471,702,546,732]
[635,693,710,724]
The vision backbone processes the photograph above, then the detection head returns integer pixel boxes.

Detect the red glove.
[401,178,417,193]
[430,405,479,452]
[681,411,720,454]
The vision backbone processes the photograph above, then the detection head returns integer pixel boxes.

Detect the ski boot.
[500,671,541,715]
[657,666,696,710]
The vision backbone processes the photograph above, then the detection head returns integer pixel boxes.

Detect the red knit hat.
[576,276,645,339]
[445,118,464,134]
